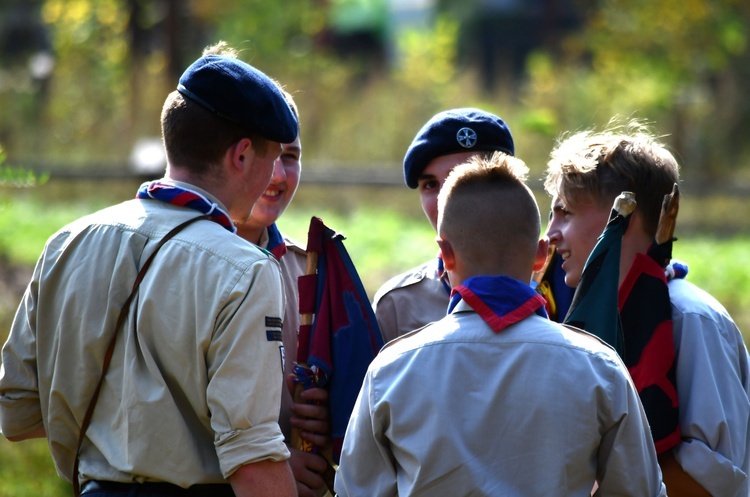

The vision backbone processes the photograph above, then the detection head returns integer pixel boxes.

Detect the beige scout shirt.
[0,185,289,487]
[257,229,308,440]
[372,257,450,344]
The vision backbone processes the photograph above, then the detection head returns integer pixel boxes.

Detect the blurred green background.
[1,0,750,494]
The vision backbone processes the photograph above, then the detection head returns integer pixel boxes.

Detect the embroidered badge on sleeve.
[265,316,283,342]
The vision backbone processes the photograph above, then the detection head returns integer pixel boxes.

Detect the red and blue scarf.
[266,222,288,260]
[136,181,235,233]
[449,275,548,332]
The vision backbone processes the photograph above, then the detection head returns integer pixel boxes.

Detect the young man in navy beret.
[372,108,516,343]
[198,42,332,497]
[0,46,298,496]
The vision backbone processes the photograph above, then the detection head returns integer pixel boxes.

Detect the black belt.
[81,480,235,496]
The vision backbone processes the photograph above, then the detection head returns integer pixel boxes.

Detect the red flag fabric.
[296,217,384,463]
[619,251,681,454]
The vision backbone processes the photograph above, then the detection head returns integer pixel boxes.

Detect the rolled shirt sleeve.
[671,302,750,496]
[0,262,44,438]
[208,257,291,477]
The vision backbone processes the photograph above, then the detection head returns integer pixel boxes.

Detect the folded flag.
[618,184,681,454]
[564,192,636,356]
[619,251,681,454]
[295,216,384,464]
[564,187,681,455]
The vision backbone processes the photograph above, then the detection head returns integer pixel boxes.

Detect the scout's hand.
[288,447,330,497]
[287,373,330,448]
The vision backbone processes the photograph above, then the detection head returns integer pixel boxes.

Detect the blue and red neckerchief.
[266,223,288,260]
[449,275,548,333]
[136,181,235,233]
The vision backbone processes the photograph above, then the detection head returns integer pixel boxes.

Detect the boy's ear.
[228,138,253,172]
[436,236,456,271]
[533,238,550,273]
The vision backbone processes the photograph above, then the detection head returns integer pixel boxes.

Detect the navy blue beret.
[403,108,514,188]
[177,55,298,144]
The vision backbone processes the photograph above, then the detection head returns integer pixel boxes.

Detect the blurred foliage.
[521,0,750,178]
[26,0,132,162]
[0,0,748,179]
[0,146,49,187]
[395,15,460,95]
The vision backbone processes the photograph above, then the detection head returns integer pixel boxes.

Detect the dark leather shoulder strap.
[72,215,209,495]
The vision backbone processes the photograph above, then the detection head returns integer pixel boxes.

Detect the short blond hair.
[438,151,541,273]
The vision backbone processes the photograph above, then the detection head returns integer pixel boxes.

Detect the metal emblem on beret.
[456,127,477,148]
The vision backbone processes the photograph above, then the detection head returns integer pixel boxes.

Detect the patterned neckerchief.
[449,275,548,333]
[266,223,288,260]
[136,180,235,233]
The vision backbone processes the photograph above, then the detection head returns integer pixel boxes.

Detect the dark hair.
[160,91,269,175]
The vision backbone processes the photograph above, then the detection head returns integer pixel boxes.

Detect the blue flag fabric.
[534,249,575,323]
[296,217,384,463]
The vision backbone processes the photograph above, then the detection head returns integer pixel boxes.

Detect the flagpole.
[291,248,338,493]
[291,215,384,493]
[650,183,680,269]
[290,250,319,453]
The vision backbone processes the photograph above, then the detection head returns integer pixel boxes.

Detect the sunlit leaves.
[521,0,750,176]
[585,0,747,77]
[395,15,458,91]
[199,0,327,74]
[42,0,127,48]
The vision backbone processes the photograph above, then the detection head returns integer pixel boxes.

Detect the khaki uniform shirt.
[372,258,450,343]
[0,184,289,487]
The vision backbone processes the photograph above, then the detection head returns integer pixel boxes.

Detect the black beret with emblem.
[177,55,298,144]
[403,108,514,189]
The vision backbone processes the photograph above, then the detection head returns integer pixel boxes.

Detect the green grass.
[2,180,750,329]
[670,236,750,334]
[0,438,70,497]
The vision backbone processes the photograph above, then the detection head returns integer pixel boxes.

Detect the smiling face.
[235,137,301,242]
[545,193,610,288]
[253,137,301,225]
[418,151,478,231]
[230,139,282,223]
